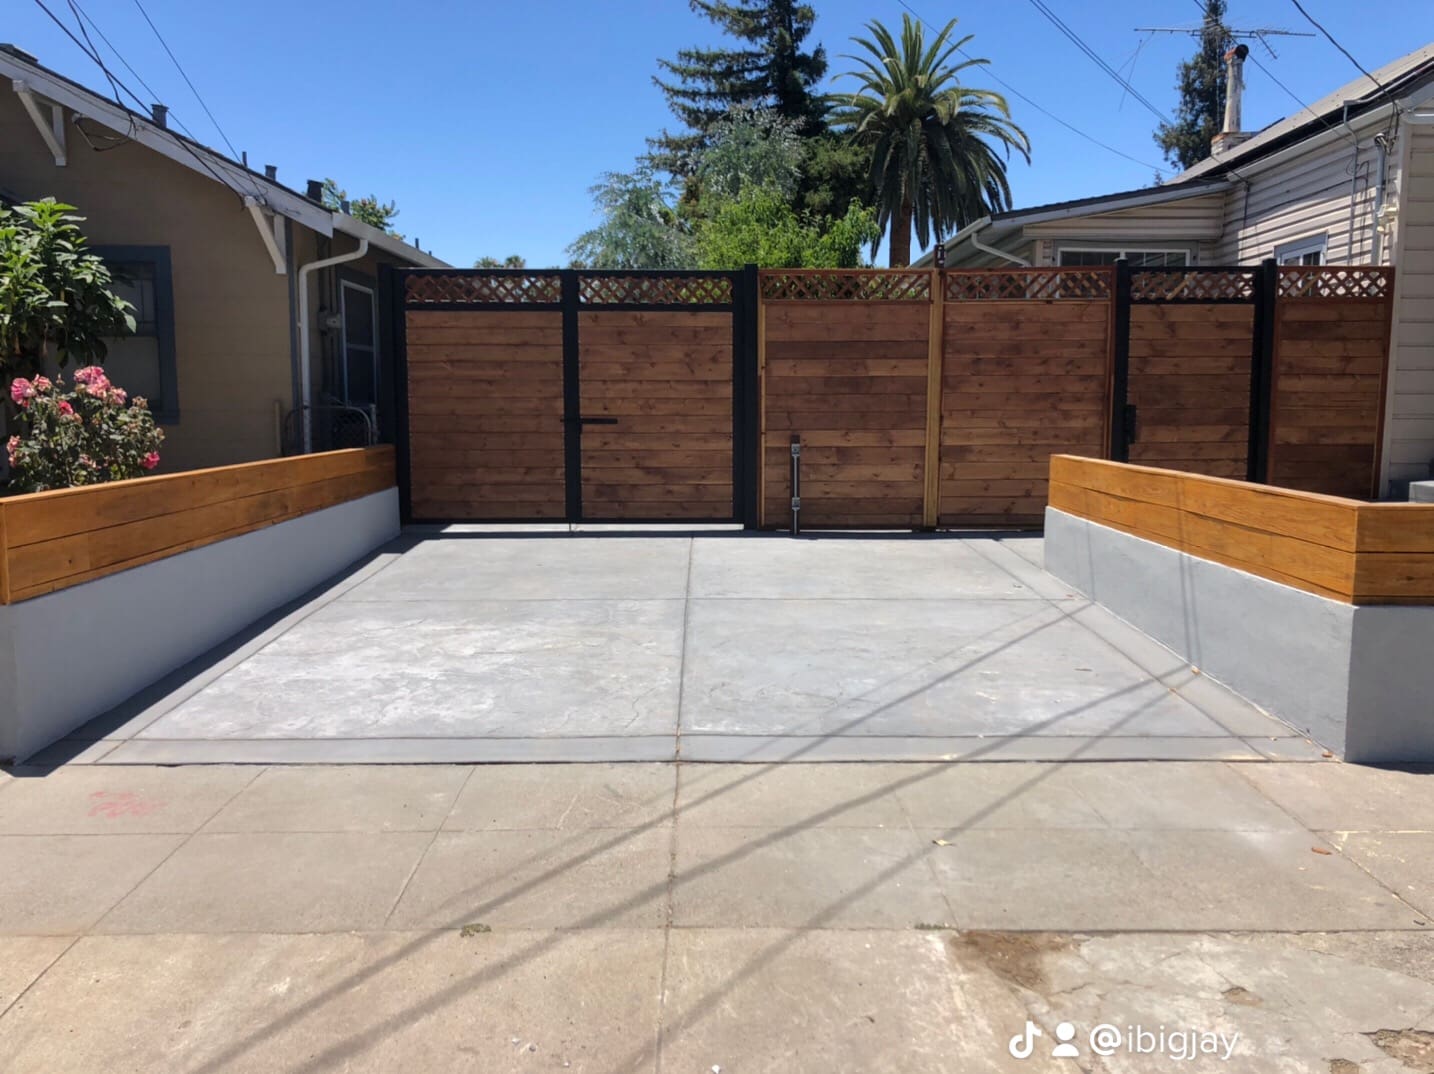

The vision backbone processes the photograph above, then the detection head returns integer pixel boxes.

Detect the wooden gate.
[393,269,752,523]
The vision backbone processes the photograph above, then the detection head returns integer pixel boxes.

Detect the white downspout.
[297,237,368,452]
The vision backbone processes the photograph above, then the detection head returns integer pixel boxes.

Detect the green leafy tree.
[566,166,694,269]
[796,132,875,220]
[321,178,402,238]
[1155,1,1230,171]
[696,106,805,202]
[833,15,1030,266]
[474,255,527,268]
[694,186,878,268]
[0,199,135,383]
[651,0,828,175]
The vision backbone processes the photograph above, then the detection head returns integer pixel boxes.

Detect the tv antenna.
[1133,26,1314,60]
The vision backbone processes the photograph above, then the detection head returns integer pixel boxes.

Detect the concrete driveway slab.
[1235,763,1434,831]
[58,532,1296,764]
[95,832,432,934]
[0,834,184,934]
[680,597,1243,738]
[677,762,913,828]
[927,828,1416,931]
[1339,833,1434,919]
[659,930,972,1074]
[0,766,257,834]
[344,534,692,601]
[0,937,73,1017]
[688,534,1049,600]
[443,763,675,831]
[136,598,685,741]
[387,828,671,930]
[671,826,950,928]
[0,930,665,1074]
[204,766,471,833]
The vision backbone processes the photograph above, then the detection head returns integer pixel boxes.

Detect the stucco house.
[0,43,445,474]
[926,41,1434,496]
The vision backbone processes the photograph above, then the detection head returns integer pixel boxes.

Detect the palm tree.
[833,15,1030,267]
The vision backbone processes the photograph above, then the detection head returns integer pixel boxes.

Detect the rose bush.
[6,366,164,492]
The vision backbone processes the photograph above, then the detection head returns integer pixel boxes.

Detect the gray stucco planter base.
[0,488,399,763]
[1043,507,1434,763]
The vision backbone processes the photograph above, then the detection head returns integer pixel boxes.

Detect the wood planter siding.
[0,445,394,603]
[1048,453,1434,605]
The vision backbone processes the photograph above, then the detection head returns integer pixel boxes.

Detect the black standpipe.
[790,434,801,536]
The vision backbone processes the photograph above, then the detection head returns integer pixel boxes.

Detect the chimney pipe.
[1212,44,1252,154]
[264,164,277,180]
[306,179,324,201]
[150,103,167,129]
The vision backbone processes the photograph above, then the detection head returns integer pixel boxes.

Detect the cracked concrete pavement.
[0,758,1431,1072]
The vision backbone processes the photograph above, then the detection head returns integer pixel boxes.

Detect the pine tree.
[1155,0,1231,172]
[650,0,828,176]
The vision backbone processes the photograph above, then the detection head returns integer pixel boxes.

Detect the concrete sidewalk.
[38,531,1316,766]
[1,759,1431,1072]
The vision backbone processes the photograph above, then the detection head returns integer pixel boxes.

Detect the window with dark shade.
[95,247,179,422]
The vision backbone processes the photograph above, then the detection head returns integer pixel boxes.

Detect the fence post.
[755,268,768,527]
[379,264,412,523]
[1109,258,1132,462]
[737,263,761,528]
[561,269,582,522]
[1248,257,1279,484]
[922,268,945,528]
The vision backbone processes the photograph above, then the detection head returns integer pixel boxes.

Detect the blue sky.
[9,1,1432,266]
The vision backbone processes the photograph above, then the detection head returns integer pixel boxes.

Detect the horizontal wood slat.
[1049,455,1434,605]
[0,446,394,603]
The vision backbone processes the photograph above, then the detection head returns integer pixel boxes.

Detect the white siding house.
[929,42,1434,495]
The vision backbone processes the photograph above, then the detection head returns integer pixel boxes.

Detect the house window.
[95,246,178,422]
[1276,234,1326,266]
[1058,248,1190,267]
[338,279,378,407]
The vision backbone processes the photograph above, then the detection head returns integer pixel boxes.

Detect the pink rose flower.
[10,378,34,406]
[32,375,52,393]
[141,452,160,470]
[73,367,111,393]
[109,388,128,405]
[57,400,74,415]
[6,435,18,466]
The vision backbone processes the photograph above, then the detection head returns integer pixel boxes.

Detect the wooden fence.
[1048,454,1434,604]
[0,446,394,603]
[756,263,1393,529]
[387,263,1393,529]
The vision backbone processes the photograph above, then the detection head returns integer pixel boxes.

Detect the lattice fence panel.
[761,271,931,302]
[1131,270,1255,302]
[944,269,1111,301]
[405,273,562,305]
[579,275,732,305]
[1278,266,1393,299]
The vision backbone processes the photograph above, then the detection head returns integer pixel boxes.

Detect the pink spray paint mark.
[87,790,166,818]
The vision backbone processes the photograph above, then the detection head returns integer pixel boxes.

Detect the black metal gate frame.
[1110,258,1279,483]
[379,266,761,526]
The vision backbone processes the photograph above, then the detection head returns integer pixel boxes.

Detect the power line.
[30,0,255,204]
[1287,0,1394,102]
[130,0,241,160]
[893,0,1167,174]
[67,0,202,142]
[1022,0,1171,124]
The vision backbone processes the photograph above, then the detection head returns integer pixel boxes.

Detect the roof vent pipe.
[306,179,324,201]
[150,103,167,129]
[264,164,277,180]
